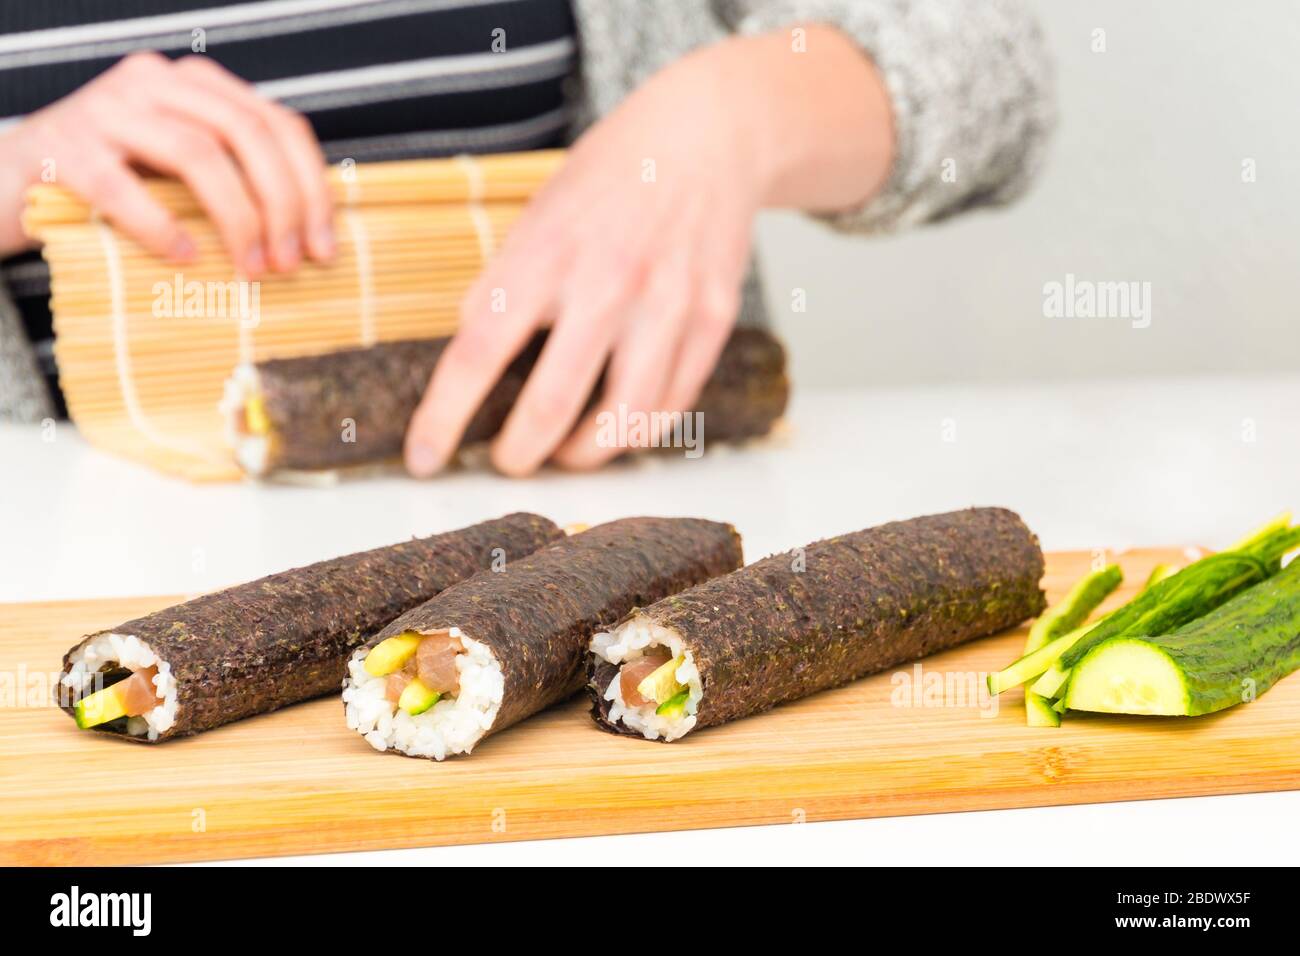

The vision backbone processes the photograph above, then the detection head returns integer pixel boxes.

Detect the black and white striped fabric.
[0,0,577,158]
[1,0,577,403]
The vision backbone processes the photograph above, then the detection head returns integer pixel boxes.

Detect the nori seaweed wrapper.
[241,327,788,473]
[362,517,743,751]
[58,513,561,741]
[588,507,1046,737]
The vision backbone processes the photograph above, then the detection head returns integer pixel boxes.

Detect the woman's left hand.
[405,27,893,477]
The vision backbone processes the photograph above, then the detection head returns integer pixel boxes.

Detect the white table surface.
[3,375,1298,865]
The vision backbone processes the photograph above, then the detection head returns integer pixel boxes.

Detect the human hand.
[0,52,334,272]
[404,41,767,478]
[405,26,892,478]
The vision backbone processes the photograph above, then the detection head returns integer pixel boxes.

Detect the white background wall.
[755,0,1300,387]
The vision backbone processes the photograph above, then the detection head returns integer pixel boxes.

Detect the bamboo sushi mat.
[21,150,564,481]
[5,549,1300,864]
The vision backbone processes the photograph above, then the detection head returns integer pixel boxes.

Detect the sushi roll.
[222,328,789,476]
[588,508,1046,741]
[57,513,562,741]
[343,517,743,760]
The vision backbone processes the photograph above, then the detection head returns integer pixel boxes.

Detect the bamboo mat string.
[342,208,377,346]
[96,221,223,463]
[457,153,496,264]
[237,291,255,366]
[23,150,564,480]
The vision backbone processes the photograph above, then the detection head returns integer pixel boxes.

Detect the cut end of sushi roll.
[343,627,504,760]
[589,615,701,742]
[219,364,273,476]
[60,633,178,740]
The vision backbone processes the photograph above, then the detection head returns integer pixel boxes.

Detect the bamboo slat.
[22,151,563,480]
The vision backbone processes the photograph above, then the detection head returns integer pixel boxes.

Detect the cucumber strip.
[397,677,440,716]
[74,684,129,729]
[656,689,690,718]
[1066,559,1300,716]
[989,624,1092,696]
[1024,564,1123,655]
[1029,564,1182,706]
[1025,692,1061,727]
[1030,662,1070,699]
[1018,565,1121,726]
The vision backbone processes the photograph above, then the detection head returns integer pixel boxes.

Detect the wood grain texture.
[3,548,1298,865]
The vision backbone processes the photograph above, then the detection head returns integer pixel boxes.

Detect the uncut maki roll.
[588,508,1046,741]
[343,517,743,760]
[58,513,561,741]
[222,328,788,476]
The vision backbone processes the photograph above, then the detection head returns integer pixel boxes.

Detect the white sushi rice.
[342,628,503,760]
[218,364,269,476]
[589,616,700,741]
[59,633,179,740]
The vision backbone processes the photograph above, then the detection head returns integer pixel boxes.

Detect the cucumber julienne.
[1025,551,1274,700]
[987,516,1300,724]
[988,565,1121,700]
[988,563,1161,700]
[1019,565,1122,727]
[1066,558,1300,716]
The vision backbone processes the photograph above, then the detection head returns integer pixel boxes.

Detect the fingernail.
[277,235,301,270]
[407,441,443,478]
[169,233,197,262]
[243,244,266,276]
[312,224,335,261]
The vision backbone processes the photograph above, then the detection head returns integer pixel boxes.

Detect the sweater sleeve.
[0,282,55,423]
[713,0,1057,233]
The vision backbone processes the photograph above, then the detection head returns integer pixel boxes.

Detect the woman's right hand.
[0,51,334,272]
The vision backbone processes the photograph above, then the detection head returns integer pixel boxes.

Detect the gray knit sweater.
[0,0,1055,422]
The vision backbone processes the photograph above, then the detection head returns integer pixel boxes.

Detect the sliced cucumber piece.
[1067,560,1300,717]
[656,690,690,719]
[1025,692,1061,727]
[74,684,129,729]
[1065,638,1187,715]
[397,677,440,715]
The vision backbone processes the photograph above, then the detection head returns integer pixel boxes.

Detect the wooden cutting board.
[4,547,1298,865]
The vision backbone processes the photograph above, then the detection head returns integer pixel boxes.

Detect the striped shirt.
[0,0,577,409]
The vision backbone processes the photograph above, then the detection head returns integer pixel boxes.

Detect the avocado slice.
[245,394,271,435]
[74,684,130,729]
[636,654,686,705]
[365,632,422,677]
[655,689,690,719]
[397,677,440,715]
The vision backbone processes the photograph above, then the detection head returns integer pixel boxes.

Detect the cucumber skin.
[1137,561,1300,716]
[1057,553,1268,672]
